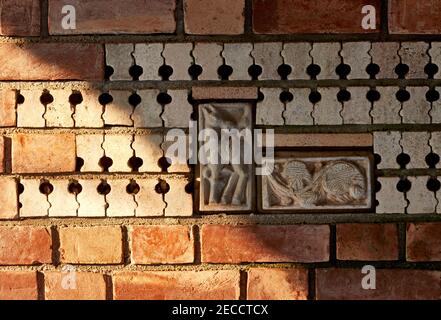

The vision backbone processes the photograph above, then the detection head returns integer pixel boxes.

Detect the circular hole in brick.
[157,92,172,105]
[188,64,203,80]
[155,180,170,194]
[69,91,83,105]
[98,92,113,105]
[395,63,409,79]
[425,152,440,168]
[425,63,439,79]
[277,64,292,80]
[374,199,379,207]
[306,64,321,79]
[374,153,382,167]
[129,92,141,107]
[97,181,111,195]
[17,182,24,195]
[395,89,410,102]
[75,157,84,172]
[39,181,54,195]
[396,153,410,169]
[396,178,411,193]
[366,63,380,79]
[375,180,382,192]
[126,180,140,195]
[16,93,25,104]
[366,89,381,102]
[99,156,113,172]
[68,181,83,195]
[427,177,441,192]
[129,65,143,81]
[309,90,322,104]
[279,91,293,103]
[184,181,194,194]
[426,88,440,102]
[248,64,262,80]
[159,65,173,81]
[40,91,54,105]
[337,89,351,102]
[104,65,114,80]
[336,63,351,79]
[128,156,143,172]
[158,156,172,172]
[217,65,233,80]
[257,90,265,102]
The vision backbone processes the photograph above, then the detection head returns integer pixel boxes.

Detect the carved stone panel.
[199,103,253,211]
[260,151,373,212]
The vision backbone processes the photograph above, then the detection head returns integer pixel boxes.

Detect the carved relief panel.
[198,103,253,211]
[260,151,373,212]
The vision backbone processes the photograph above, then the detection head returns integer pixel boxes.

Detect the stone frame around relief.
[258,150,374,213]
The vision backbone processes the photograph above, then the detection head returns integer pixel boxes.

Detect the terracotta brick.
[192,87,258,100]
[316,268,441,300]
[59,226,123,264]
[49,0,176,34]
[131,226,194,264]
[337,224,399,261]
[201,225,329,263]
[389,0,441,34]
[407,223,441,262]
[0,226,51,265]
[0,0,40,36]
[184,0,244,35]
[0,89,16,127]
[0,177,18,220]
[0,136,3,173]
[12,133,76,173]
[44,272,107,300]
[253,0,381,34]
[0,271,38,300]
[114,270,240,300]
[247,268,308,300]
[265,133,373,148]
[0,43,104,80]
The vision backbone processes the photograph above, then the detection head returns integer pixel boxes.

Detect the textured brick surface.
[131,226,194,264]
[192,87,258,100]
[0,0,40,36]
[0,226,51,265]
[0,43,104,80]
[253,0,381,34]
[406,176,437,214]
[59,226,123,264]
[270,133,372,148]
[201,225,330,263]
[376,177,406,214]
[0,89,16,127]
[373,131,401,169]
[247,268,308,300]
[12,133,76,173]
[114,270,240,300]
[0,271,38,300]
[407,223,441,262]
[17,90,45,128]
[184,0,244,35]
[0,177,18,220]
[389,0,441,34]
[49,0,176,34]
[19,179,50,218]
[0,136,3,173]
[316,269,441,300]
[337,224,399,261]
[45,272,107,300]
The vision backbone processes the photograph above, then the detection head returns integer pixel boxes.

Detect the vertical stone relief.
[199,103,253,211]
[260,152,373,212]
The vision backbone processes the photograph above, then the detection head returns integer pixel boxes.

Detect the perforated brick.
[48,180,78,217]
[17,90,45,128]
[429,43,441,79]
[431,88,441,123]
[162,90,193,128]
[162,134,191,173]
[44,90,74,127]
[256,88,284,125]
[132,134,163,173]
[401,131,431,169]
[163,43,193,81]
[407,176,437,214]
[165,177,193,217]
[252,42,283,80]
[193,43,223,80]
[133,43,163,81]
[399,42,430,79]
[311,43,340,80]
[371,87,402,124]
[373,131,401,169]
[376,177,407,214]
[284,88,314,125]
[222,43,253,80]
[106,44,133,80]
[77,180,106,217]
[341,87,371,124]
[429,132,441,169]
[19,179,49,218]
[73,90,104,128]
[400,87,430,124]
[106,179,137,217]
[135,178,165,217]
[102,134,133,172]
[103,90,133,126]
[312,88,342,125]
[341,42,371,79]
[132,90,163,128]
[76,134,104,172]
[281,43,312,80]
[370,42,400,79]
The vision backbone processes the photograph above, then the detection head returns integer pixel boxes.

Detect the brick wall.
[0,0,441,300]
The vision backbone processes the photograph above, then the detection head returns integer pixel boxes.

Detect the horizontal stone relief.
[199,103,253,211]
[260,152,373,212]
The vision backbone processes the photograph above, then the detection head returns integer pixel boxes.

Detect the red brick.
[253,0,381,34]
[0,136,3,173]
[113,270,240,300]
[337,224,399,261]
[0,226,52,265]
[0,271,38,300]
[49,0,176,35]
[131,226,194,264]
[0,43,104,80]
[44,272,107,300]
[12,133,76,174]
[316,268,441,300]
[407,223,441,262]
[0,90,16,127]
[192,87,258,100]
[247,268,308,300]
[201,225,329,263]
[59,226,123,264]
[0,0,40,36]
[184,0,245,34]
[389,0,441,34]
